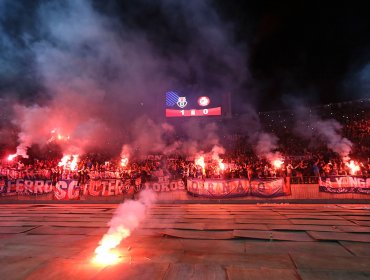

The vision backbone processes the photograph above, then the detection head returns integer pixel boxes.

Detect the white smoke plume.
[94,189,156,264]
[254,132,282,162]
[120,144,131,159]
[292,100,353,160]
[211,144,225,161]
[314,119,352,160]
[129,117,181,156]
[236,104,282,162]
[107,189,156,235]
[179,121,224,156]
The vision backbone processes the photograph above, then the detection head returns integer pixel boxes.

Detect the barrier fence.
[0,175,369,201]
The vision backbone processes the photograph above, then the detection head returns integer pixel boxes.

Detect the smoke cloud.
[291,100,353,160]
[315,119,352,159]
[0,0,249,158]
[107,189,156,235]
[94,189,156,262]
[254,132,282,162]
[234,104,282,161]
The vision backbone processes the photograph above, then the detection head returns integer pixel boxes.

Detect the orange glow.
[218,159,225,171]
[50,129,69,142]
[195,156,205,169]
[346,160,360,175]
[92,250,121,266]
[58,154,79,170]
[7,154,17,161]
[120,157,129,167]
[195,155,206,175]
[70,155,79,171]
[93,227,130,266]
[58,155,70,168]
[272,159,284,169]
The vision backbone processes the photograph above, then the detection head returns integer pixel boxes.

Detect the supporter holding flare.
[58,154,79,171]
[120,145,130,168]
[195,155,206,176]
[272,159,284,169]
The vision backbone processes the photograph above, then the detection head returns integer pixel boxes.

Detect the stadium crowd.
[1,100,369,184]
[1,152,369,185]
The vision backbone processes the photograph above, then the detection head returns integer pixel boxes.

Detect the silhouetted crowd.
[1,152,369,185]
[1,99,369,183]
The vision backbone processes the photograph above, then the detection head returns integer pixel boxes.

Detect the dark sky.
[1,0,370,112]
[101,0,370,110]
[234,1,370,109]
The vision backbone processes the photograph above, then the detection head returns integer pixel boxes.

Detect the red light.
[166,107,221,117]
[198,96,210,106]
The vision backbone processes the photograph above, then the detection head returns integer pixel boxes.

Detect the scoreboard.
[165,91,222,118]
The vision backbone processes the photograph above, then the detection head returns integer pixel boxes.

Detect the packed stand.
[1,99,369,184]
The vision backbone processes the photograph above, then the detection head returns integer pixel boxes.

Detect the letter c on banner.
[68,181,79,199]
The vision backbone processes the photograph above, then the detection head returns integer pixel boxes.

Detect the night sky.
[1,0,370,112]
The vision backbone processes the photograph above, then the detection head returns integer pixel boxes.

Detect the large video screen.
[165,91,222,117]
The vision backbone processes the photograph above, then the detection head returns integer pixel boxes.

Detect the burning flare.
[70,155,79,171]
[93,227,130,266]
[272,159,284,169]
[217,159,225,171]
[346,160,360,175]
[120,145,130,168]
[58,154,79,171]
[92,190,156,266]
[195,155,206,175]
[120,157,129,167]
[195,155,205,169]
[58,155,70,167]
[211,145,226,172]
[7,154,17,161]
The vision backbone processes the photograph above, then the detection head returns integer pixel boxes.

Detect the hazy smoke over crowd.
[254,132,282,162]
[236,105,282,162]
[292,101,353,160]
[0,0,249,158]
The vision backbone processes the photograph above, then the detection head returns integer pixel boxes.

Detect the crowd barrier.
[0,175,369,201]
[186,177,291,198]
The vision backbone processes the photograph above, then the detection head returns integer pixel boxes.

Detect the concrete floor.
[0,203,369,279]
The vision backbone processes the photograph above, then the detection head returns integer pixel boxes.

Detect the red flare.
[272,159,284,169]
[7,154,17,161]
[346,160,360,175]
